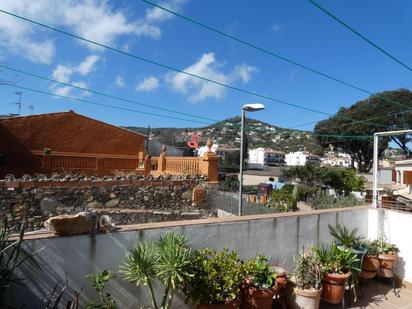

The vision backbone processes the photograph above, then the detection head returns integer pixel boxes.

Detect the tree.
[313,89,412,172]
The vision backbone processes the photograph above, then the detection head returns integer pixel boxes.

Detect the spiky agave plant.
[328,224,363,249]
[120,233,192,309]
[0,218,41,303]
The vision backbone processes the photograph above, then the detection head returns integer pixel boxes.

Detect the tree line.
[314,89,412,172]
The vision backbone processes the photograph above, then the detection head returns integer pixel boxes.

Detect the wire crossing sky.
[0,1,411,131]
[307,0,412,72]
[141,0,412,112]
[0,64,217,122]
[0,10,400,131]
[5,84,212,125]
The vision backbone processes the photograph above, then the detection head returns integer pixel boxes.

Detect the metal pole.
[372,133,379,208]
[238,109,245,216]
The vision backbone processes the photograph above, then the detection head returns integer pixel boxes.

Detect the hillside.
[125,116,322,154]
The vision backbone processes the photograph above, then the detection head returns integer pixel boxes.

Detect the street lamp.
[239,103,265,216]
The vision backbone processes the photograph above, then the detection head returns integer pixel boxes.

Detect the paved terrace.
[7,206,412,308]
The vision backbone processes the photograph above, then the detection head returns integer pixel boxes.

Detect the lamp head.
[242,103,265,112]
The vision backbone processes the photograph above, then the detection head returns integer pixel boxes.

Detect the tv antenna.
[28,104,34,115]
[10,91,22,115]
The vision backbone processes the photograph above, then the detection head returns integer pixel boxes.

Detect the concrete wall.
[9,207,368,308]
[368,208,412,282]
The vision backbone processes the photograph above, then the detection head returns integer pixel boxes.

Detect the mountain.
[125,116,322,154]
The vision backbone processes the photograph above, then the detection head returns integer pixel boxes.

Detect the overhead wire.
[307,0,412,72]
[3,84,212,125]
[0,10,397,130]
[0,64,217,122]
[140,0,412,112]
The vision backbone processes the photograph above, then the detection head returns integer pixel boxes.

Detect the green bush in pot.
[182,248,243,308]
[293,247,323,309]
[241,255,278,309]
[317,243,360,304]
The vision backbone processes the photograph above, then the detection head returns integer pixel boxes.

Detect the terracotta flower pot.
[197,298,240,309]
[321,272,351,304]
[240,282,279,309]
[378,253,398,278]
[295,288,322,309]
[275,273,288,290]
[361,255,380,279]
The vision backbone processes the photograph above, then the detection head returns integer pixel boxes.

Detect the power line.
[4,84,212,125]
[0,64,217,122]
[307,0,412,72]
[0,10,395,129]
[140,0,412,111]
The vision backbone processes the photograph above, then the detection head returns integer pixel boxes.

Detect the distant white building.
[322,151,356,168]
[248,148,285,167]
[285,151,321,166]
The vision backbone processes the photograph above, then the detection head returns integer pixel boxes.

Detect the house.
[248,148,285,168]
[0,111,146,177]
[285,151,321,166]
[321,151,355,168]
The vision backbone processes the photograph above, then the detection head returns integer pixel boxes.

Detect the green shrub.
[297,185,320,201]
[242,255,275,289]
[85,270,116,309]
[328,224,363,249]
[267,190,296,212]
[317,243,361,275]
[308,192,361,210]
[182,248,243,305]
[120,233,192,309]
[219,175,239,192]
[280,184,294,195]
[294,248,323,290]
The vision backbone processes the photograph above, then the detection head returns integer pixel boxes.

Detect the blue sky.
[0,0,411,130]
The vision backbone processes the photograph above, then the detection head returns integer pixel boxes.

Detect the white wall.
[11,207,369,308]
[368,208,412,282]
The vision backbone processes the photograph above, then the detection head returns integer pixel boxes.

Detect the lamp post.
[239,103,265,216]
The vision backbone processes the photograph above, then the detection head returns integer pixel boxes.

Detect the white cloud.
[0,0,163,63]
[136,76,159,92]
[114,75,125,88]
[166,52,258,102]
[231,64,259,83]
[50,55,98,97]
[52,65,73,83]
[77,55,100,76]
[271,22,283,32]
[145,0,188,22]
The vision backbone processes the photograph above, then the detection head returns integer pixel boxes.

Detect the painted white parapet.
[368,208,412,283]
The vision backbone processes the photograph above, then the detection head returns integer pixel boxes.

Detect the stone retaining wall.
[0,177,215,231]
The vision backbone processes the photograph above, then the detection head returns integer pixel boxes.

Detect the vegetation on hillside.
[314,89,412,172]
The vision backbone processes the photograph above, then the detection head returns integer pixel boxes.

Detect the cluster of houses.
[199,145,353,168]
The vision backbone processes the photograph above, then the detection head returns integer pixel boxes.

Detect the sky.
[0,0,411,131]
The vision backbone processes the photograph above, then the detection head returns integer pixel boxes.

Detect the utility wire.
[140,0,412,111]
[0,64,217,122]
[307,0,412,72]
[0,10,395,130]
[6,85,372,140]
[4,84,212,125]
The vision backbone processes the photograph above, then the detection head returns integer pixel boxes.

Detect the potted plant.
[376,239,399,278]
[240,255,278,309]
[182,248,243,309]
[318,243,360,304]
[293,248,323,309]
[120,232,192,309]
[359,240,380,279]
